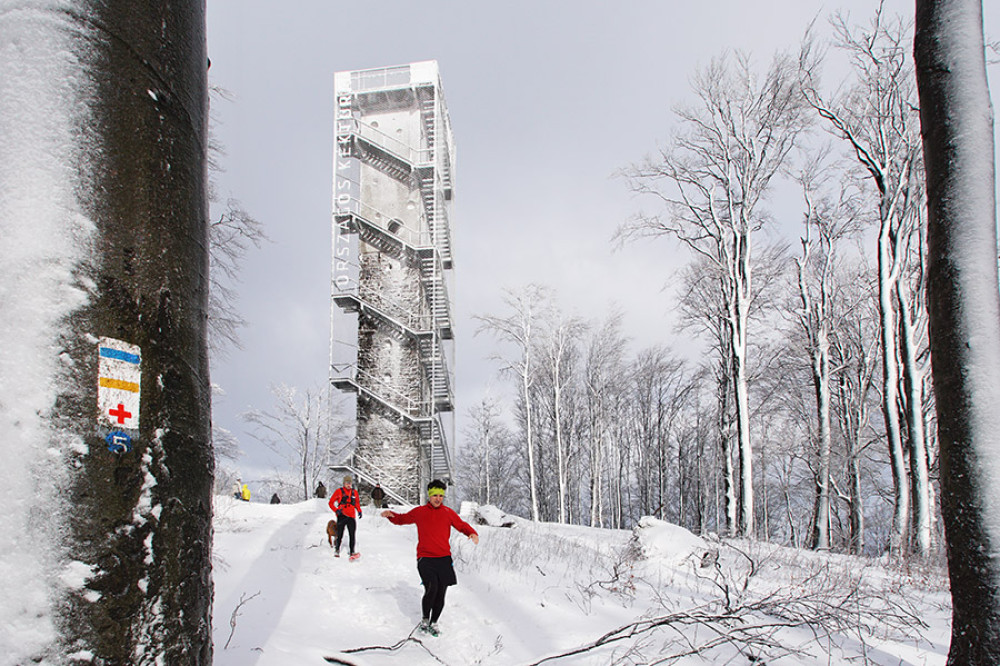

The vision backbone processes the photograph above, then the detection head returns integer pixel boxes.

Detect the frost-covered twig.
[224,591,261,649]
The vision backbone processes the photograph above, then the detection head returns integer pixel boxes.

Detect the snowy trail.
[212,498,630,666]
[211,497,951,666]
[212,498,558,666]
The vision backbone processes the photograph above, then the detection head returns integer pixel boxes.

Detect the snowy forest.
[456,6,975,566]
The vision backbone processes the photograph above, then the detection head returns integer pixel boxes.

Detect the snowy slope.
[211,497,950,666]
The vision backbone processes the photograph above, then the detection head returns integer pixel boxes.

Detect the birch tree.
[914,0,1000,660]
[539,309,586,524]
[895,205,934,555]
[477,285,549,521]
[583,312,628,527]
[621,52,807,537]
[677,259,742,535]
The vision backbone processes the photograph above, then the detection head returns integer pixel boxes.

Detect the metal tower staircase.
[331,63,456,490]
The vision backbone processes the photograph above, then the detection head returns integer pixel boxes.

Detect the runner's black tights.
[334,516,356,554]
[422,579,447,623]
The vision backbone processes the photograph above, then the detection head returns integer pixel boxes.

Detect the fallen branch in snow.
[527,541,933,665]
[340,625,448,665]
[224,591,261,649]
[524,600,810,665]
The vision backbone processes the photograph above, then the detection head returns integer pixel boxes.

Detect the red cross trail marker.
[108,403,132,424]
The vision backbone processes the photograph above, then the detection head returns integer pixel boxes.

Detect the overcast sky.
[204,0,999,482]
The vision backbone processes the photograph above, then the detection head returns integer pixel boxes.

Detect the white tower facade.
[330,61,456,502]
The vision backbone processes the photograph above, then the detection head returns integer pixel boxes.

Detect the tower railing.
[331,366,432,423]
[343,118,433,169]
[333,276,434,335]
[418,413,452,481]
[334,195,434,250]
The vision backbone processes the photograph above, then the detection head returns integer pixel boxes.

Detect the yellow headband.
[428,488,446,497]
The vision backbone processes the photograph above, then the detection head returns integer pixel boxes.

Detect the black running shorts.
[417,555,457,587]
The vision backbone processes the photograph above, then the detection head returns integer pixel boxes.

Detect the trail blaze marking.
[97,337,141,450]
[99,377,139,392]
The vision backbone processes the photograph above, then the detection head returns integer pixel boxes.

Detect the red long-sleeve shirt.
[387,503,478,558]
[329,487,361,518]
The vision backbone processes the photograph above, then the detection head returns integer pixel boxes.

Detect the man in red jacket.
[329,475,362,558]
[381,479,479,636]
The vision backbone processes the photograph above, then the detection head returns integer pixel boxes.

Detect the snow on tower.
[330,61,455,503]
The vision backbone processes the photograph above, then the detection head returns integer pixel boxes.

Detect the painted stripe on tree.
[97,337,141,433]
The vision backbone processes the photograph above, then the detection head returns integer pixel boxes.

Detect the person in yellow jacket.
[240,482,251,502]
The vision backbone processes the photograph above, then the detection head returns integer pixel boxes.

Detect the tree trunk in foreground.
[914,0,1000,662]
[65,1,213,662]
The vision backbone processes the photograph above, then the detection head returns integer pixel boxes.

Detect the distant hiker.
[381,479,479,637]
[371,482,386,509]
[315,481,327,499]
[238,481,251,502]
[270,493,281,504]
[233,479,243,500]
[329,476,362,558]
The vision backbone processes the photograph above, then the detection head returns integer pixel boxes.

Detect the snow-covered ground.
[212,497,951,665]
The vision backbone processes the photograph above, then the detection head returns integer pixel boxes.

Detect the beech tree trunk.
[914,0,1000,662]
[0,0,216,662]
[897,279,933,556]
[71,2,213,662]
[879,208,911,556]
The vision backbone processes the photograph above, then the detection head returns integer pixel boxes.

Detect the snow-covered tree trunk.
[0,1,213,662]
[522,352,540,521]
[482,405,494,505]
[810,327,833,550]
[897,277,933,556]
[588,417,605,527]
[794,177,843,552]
[730,256,755,536]
[914,0,1000,661]
[553,363,567,524]
[718,365,738,535]
[797,247,833,551]
[878,198,911,557]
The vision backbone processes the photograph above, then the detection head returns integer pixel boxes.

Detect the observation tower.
[329,61,456,503]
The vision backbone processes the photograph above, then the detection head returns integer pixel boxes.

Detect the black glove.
[358,510,363,519]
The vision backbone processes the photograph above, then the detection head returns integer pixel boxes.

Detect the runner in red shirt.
[329,476,362,558]
[381,479,479,637]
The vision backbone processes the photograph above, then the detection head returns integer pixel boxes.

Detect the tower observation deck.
[329,61,456,503]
